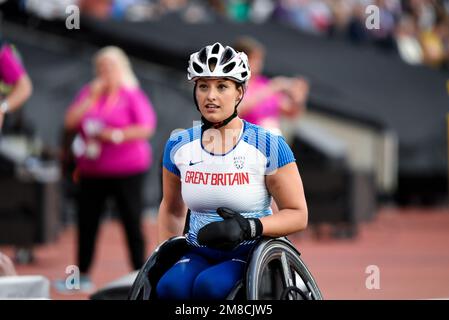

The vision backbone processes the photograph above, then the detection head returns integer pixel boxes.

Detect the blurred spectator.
[56,46,157,292]
[275,0,333,35]
[326,0,355,36]
[395,15,424,65]
[367,0,399,49]
[0,252,17,276]
[419,14,449,67]
[22,0,79,20]
[346,1,371,43]
[0,37,35,264]
[0,38,33,130]
[157,0,217,23]
[227,0,251,22]
[407,0,437,31]
[115,0,220,23]
[207,0,227,16]
[79,0,113,19]
[233,36,309,136]
[159,0,187,12]
[273,0,449,69]
[110,0,144,19]
[249,0,276,23]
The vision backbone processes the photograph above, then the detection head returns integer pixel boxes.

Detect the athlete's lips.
[204,104,220,112]
[205,104,220,109]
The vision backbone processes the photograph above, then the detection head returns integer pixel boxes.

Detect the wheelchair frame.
[128,236,323,300]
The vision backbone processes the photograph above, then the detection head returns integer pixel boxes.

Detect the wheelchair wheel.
[128,236,188,300]
[246,238,323,300]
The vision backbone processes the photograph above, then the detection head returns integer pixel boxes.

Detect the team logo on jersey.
[233,156,245,170]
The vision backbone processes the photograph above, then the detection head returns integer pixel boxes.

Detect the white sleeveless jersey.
[163,120,296,247]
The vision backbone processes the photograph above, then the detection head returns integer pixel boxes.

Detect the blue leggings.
[156,245,253,300]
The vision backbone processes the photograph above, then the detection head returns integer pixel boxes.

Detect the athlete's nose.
[206,87,218,101]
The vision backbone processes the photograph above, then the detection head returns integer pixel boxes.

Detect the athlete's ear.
[236,86,243,101]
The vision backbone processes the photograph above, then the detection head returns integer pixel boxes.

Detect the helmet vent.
[198,48,207,64]
[211,43,220,54]
[208,57,218,72]
[220,48,234,65]
[223,62,236,74]
[192,62,203,73]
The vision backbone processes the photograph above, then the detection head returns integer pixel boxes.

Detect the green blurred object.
[0,81,12,96]
[227,0,250,22]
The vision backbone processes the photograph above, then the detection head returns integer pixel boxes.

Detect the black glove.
[197,207,263,251]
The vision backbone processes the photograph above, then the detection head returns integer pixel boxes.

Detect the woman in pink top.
[62,46,156,291]
[233,36,309,135]
[0,39,33,130]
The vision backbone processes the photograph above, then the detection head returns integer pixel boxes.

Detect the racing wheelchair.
[128,235,323,300]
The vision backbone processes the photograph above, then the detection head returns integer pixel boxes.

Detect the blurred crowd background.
[15,0,449,69]
[0,0,447,244]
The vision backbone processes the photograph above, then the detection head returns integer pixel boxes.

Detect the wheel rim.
[247,239,323,300]
[128,236,187,300]
[128,264,153,300]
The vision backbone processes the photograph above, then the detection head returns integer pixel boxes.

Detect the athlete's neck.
[215,117,243,137]
[202,117,243,155]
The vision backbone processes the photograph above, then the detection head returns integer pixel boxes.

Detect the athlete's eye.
[198,83,208,90]
[218,84,228,90]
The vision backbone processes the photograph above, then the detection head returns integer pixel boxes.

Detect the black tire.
[246,238,323,300]
[127,258,152,300]
[128,236,188,300]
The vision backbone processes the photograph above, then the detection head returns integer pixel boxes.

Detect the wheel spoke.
[280,252,296,299]
[238,239,323,300]
[306,281,315,300]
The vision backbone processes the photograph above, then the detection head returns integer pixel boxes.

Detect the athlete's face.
[195,78,243,123]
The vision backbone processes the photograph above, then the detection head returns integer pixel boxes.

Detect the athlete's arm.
[262,162,308,237]
[157,167,187,244]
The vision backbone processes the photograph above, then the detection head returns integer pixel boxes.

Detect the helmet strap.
[201,108,238,130]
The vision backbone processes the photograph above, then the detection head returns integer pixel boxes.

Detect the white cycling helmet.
[187,42,251,87]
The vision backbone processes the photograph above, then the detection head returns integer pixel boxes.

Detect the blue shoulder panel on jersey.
[242,121,296,174]
[163,126,201,176]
